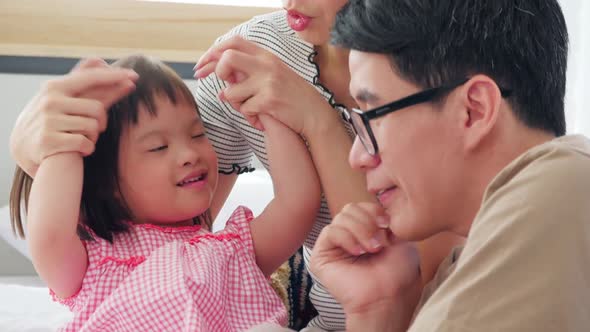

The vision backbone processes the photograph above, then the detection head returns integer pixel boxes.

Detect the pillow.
[0,205,30,259]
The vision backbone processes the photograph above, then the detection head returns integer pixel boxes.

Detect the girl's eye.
[192,133,206,139]
[148,145,168,152]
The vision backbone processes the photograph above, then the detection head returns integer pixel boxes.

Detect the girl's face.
[117,95,218,226]
[282,0,348,46]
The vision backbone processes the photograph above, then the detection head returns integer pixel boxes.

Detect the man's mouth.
[376,186,398,205]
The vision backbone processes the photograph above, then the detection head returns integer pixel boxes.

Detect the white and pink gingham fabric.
[51,206,287,331]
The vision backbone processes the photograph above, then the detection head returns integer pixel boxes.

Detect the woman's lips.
[287,10,312,31]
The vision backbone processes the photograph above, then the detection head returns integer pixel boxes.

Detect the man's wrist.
[346,304,399,332]
[345,281,422,332]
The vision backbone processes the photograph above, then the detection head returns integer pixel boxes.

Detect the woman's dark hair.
[9,55,212,241]
[332,0,569,136]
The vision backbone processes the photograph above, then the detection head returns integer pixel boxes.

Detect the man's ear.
[458,75,503,151]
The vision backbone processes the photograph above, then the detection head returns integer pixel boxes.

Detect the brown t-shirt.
[409,135,590,332]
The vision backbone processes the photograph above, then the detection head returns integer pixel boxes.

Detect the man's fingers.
[323,224,366,256]
[55,114,102,144]
[71,57,109,72]
[79,80,136,115]
[41,96,107,132]
[44,67,138,97]
[42,132,95,160]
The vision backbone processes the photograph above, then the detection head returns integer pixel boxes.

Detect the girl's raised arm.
[27,152,88,298]
[249,115,321,277]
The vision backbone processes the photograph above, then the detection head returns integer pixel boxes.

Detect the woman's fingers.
[195,36,263,73]
[214,48,262,83]
[221,77,257,109]
[194,61,218,79]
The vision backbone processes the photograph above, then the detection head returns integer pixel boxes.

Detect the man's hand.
[9,58,138,176]
[310,202,422,330]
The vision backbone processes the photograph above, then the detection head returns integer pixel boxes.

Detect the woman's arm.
[27,152,88,298]
[249,115,321,277]
[195,37,376,217]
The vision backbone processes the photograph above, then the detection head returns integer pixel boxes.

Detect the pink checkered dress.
[51,206,287,331]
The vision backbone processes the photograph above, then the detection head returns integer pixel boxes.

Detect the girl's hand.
[309,202,422,317]
[195,36,335,135]
[9,58,138,176]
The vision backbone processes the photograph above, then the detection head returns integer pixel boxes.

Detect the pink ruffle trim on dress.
[97,256,146,268]
[136,223,202,233]
[50,286,82,309]
[188,233,241,245]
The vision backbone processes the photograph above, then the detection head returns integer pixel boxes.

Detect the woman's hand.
[309,202,422,319]
[9,58,138,176]
[195,36,335,135]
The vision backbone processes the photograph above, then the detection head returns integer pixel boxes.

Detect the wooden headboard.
[0,0,277,62]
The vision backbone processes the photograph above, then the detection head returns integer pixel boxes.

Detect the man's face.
[347,50,469,241]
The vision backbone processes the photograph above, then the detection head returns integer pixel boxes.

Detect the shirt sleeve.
[409,143,590,331]
[194,20,261,174]
[196,75,256,174]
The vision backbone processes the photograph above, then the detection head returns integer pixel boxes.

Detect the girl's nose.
[179,145,199,167]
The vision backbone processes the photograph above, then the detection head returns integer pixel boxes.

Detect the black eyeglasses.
[343,79,512,155]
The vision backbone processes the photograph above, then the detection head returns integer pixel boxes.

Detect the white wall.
[561,0,590,135]
[0,74,41,207]
[0,74,54,275]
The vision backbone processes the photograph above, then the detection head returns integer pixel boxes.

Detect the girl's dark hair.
[9,55,212,241]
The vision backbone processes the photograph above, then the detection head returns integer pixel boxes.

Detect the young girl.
[9,55,321,331]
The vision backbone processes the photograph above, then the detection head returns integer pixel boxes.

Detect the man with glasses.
[308,0,590,331]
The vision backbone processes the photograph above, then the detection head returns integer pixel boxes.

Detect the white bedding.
[0,277,72,331]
